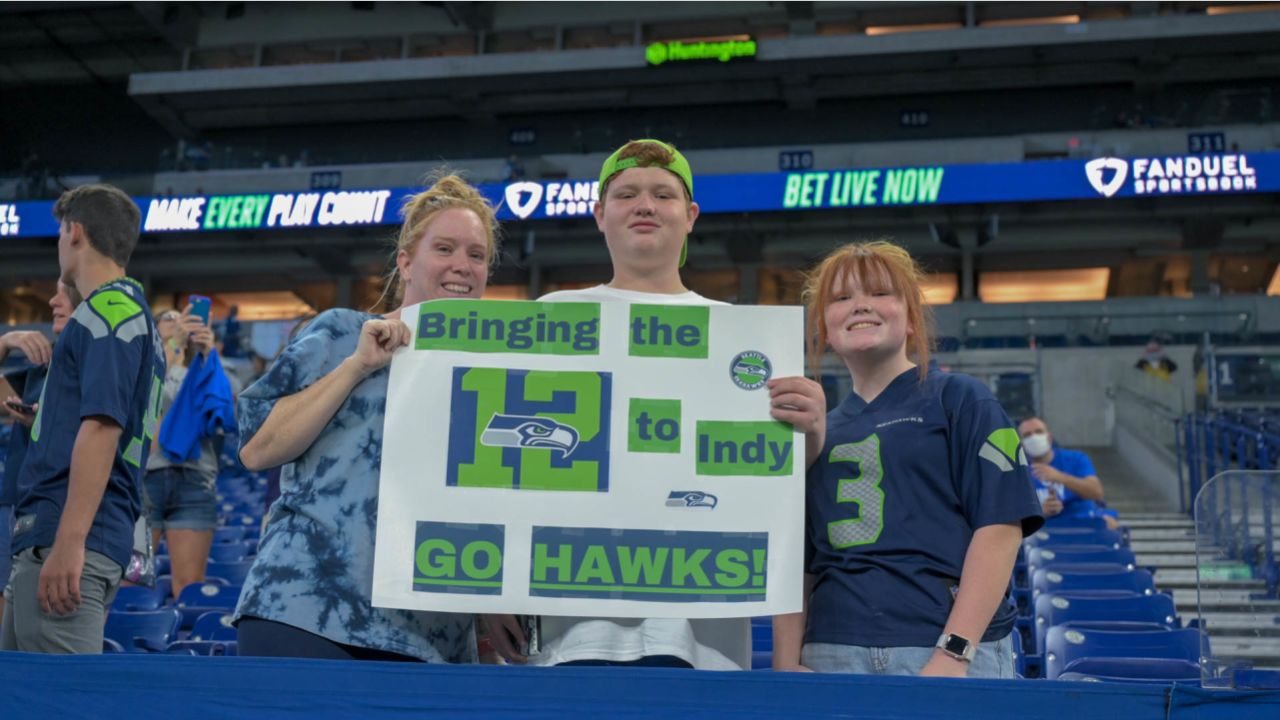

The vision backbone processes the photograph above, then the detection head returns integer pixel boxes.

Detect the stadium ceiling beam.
[440,1,492,33]
[129,1,199,52]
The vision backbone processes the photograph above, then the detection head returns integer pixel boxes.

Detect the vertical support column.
[335,274,353,309]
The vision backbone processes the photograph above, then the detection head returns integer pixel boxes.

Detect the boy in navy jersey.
[1,184,164,654]
[773,241,1042,677]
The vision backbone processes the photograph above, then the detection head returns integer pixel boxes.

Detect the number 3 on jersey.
[826,434,885,548]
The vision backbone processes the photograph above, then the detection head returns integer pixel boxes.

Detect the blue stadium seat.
[104,608,182,652]
[175,582,243,629]
[1044,625,1206,680]
[1034,592,1179,655]
[111,585,164,612]
[1024,527,1125,550]
[166,640,239,656]
[1043,515,1111,531]
[213,526,248,544]
[751,623,772,652]
[220,513,262,530]
[1026,546,1138,576]
[1057,657,1202,684]
[208,541,255,563]
[153,554,171,577]
[750,651,771,670]
[1032,566,1155,600]
[190,611,239,642]
[103,638,126,653]
[206,559,254,586]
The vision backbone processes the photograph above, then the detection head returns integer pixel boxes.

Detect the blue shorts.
[801,633,1016,678]
[144,466,217,531]
[0,504,11,590]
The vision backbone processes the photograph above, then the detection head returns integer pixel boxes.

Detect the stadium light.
[1206,3,1280,15]
[864,22,964,36]
[979,15,1081,28]
[979,268,1111,303]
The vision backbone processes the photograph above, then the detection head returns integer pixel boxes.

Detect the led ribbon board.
[4,152,1276,238]
[372,299,805,617]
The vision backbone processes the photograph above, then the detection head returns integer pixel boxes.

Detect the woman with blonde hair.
[772,241,1042,678]
[232,174,501,661]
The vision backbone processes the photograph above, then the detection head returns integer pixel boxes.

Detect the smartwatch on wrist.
[936,633,976,662]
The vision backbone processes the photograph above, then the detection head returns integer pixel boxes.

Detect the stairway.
[1125,511,1280,672]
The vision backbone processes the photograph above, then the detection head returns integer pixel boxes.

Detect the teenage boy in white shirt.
[482,139,825,669]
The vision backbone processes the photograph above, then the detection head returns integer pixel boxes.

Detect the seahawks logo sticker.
[729,351,772,390]
[482,414,580,458]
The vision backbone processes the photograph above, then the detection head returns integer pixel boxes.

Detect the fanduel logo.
[0,204,21,236]
[1086,154,1258,198]
[1085,158,1128,198]
[504,182,542,220]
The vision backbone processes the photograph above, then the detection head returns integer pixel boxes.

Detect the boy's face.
[56,219,78,284]
[594,166,699,273]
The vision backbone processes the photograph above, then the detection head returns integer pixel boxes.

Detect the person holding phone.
[143,301,222,598]
[231,173,499,662]
[0,280,80,626]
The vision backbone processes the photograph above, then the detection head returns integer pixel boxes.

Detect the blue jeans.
[143,466,217,531]
[801,633,1015,678]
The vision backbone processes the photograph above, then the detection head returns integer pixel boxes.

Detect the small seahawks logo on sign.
[730,351,772,390]
[481,414,579,458]
[666,491,718,509]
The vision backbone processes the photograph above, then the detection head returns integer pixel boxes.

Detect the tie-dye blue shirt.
[233,309,475,662]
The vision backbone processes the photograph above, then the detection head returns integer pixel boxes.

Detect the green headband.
[598,139,694,266]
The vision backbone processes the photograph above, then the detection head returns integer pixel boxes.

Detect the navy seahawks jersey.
[13,278,164,570]
[804,367,1043,648]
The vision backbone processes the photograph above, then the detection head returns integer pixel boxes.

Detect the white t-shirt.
[532,283,750,671]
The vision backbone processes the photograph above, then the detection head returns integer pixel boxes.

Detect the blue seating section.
[102,437,267,653]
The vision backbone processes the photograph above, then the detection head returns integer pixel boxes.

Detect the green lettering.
[714,549,750,587]
[533,543,574,583]
[456,368,515,488]
[202,197,221,229]
[783,174,802,208]
[917,167,945,203]
[883,169,903,204]
[415,539,456,578]
[617,546,669,586]
[670,548,712,587]
[461,540,502,580]
[518,371,601,492]
[574,545,616,584]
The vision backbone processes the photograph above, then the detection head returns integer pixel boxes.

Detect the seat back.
[1026,546,1137,576]
[1034,592,1178,655]
[1024,527,1125,550]
[190,610,239,642]
[111,585,164,612]
[1031,566,1155,600]
[1044,626,1205,680]
[205,559,254,586]
[104,608,182,653]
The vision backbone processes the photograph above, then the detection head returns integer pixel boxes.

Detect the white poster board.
[372,299,804,618]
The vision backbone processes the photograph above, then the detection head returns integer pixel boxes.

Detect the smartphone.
[189,295,212,325]
[5,399,36,416]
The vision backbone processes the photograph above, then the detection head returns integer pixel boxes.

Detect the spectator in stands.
[1135,337,1178,381]
[1,184,163,654]
[144,304,226,599]
[1016,416,1117,529]
[502,154,526,181]
[482,139,827,670]
[231,173,499,662]
[0,280,81,626]
[773,241,1042,677]
[217,304,244,359]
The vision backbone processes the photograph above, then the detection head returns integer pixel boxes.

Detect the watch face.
[943,634,970,655]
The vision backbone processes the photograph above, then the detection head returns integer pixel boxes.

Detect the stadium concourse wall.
[1,653,1276,720]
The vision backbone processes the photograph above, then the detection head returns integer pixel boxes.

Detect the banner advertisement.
[7,152,1275,239]
[372,299,805,618]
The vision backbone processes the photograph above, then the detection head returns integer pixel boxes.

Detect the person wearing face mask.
[1016,417,1116,529]
[0,280,81,627]
[231,173,500,662]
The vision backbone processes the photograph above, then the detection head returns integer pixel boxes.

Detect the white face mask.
[1022,432,1052,459]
